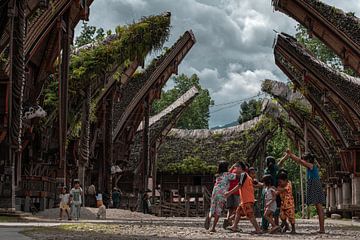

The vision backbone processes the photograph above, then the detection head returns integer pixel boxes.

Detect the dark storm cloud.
[79,0,360,127]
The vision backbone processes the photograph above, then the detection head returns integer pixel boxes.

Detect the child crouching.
[205,161,237,232]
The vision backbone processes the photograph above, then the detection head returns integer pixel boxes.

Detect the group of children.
[205,149,326,234]
[59,179,84,221]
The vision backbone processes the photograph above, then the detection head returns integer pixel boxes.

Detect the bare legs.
[249,216,261,233]
[59,209,70,220]
[211,214,220,232]
[316,203,325,233]
[264,210,280,233]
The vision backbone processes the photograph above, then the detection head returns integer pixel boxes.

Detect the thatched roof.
[262,80,336,163]
[155,116,277,171]
[112,30,196,142]
[127,86,199,171]
[168,117,261,139]
[304,0,360,47]
[137,86,199,132]
[276,33,360,111]
[275,34,360,148]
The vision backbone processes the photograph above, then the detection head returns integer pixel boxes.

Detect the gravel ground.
[35,207,156,221]
[21,208,360,240]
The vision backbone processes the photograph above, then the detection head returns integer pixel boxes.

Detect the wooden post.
[59,13,70,186]
[4,0,16,211]
[152,141,159,204]
[142,99,150,192]
[298,142,305,219]
[303,121,310,219]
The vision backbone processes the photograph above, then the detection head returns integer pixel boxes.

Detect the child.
[277,172,295,234]
[205,161,237,232]
[262,175,280,233]
[59,186,71,220]
[70,179,83,221]
[286,150,325,233]
[223,163,241,229]
[225,161,261,234]
[97,203,107,219]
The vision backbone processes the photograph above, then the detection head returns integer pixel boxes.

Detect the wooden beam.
[274,0,360,75]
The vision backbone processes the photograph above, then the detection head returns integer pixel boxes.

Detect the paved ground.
[0,208,359,240]
[1,227,31,240]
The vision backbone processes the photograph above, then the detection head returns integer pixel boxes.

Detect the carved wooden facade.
[0,0,92,211]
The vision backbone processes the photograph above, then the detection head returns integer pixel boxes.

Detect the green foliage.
[152,74,214,129]
[295,24,356,76]
[43,75,58,112]
[238,99,262,124]
[163,156,217,174]
[75,22,105,47]
[69,13,171,98]
[43,13,171,134]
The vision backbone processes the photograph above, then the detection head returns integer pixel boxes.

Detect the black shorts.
[226,194,240,209]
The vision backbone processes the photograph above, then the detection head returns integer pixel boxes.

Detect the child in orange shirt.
[277,172,295,234]
[225,162,261,234]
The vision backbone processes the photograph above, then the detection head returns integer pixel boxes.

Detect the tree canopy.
[152,74,213,129]
[237,99,262,124]
[75,22,106,47]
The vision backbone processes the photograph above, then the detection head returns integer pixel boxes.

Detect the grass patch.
[0,216,21,222]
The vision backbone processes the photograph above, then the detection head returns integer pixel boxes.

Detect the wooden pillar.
[326,184,330,210]
[152,141,159,204]
[303,121,310,218]
[104,92,114,193]
[298,143,305,218]
[2,0,17,211]
[335,184,342,209]
[352,174,360,206]
[304,121,309,154]
[59,12,70,185]
[2,0,26,211]
[329,185,336,209]
[142,99,150,192]
[342,180,351,207]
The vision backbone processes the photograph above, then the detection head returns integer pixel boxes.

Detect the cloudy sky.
[77,0,360,128]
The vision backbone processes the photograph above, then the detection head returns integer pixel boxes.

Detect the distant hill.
[211,121,238,130]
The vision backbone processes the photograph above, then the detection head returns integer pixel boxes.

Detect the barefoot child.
[205,161,237,232]
[59,186,71,220]
[225,161,262,234]
[277,172,295,234]
[262,175,280,233]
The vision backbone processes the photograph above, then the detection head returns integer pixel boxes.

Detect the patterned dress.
[279,181,295,224]
[209,172,236,216]
[306,165,325,205]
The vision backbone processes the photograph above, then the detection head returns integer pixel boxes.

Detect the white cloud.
[81,0,360,127]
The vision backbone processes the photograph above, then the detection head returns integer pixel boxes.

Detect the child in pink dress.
[204,161,237,232]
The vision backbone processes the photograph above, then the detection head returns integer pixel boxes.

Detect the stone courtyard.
[1,208,358,240]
